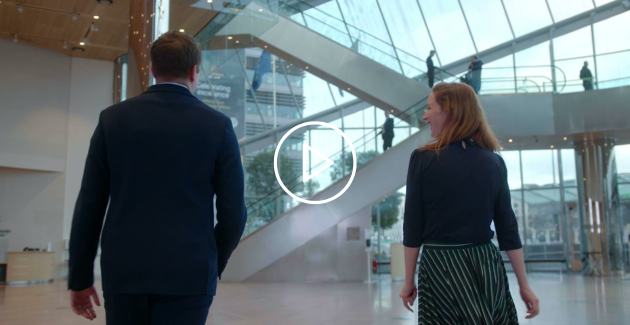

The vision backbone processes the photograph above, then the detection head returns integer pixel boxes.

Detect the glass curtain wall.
[370,148,581,275]
[615,144,630,270]
[275,0,629,95]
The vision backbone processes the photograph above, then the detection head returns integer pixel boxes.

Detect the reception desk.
[7,252,55,284]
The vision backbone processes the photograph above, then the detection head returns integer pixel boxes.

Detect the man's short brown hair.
[150,31,202,79]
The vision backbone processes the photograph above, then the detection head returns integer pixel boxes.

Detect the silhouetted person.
[580,61,594,90]
[381,111,395,151]
[427,50,436,88]
[468,56,483,94]
[68,31,247,325]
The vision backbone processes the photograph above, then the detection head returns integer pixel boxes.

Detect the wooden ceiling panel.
[1,0,220,61]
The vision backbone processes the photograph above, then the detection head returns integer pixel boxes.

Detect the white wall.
[61,57,114,276]
[0,38,71,172]
[0,38,113,279]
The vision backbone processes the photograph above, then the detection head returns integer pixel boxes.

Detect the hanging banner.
[195,50,246,140]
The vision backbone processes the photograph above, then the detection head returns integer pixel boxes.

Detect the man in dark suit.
[580,61,594,90]
[427,50,436,88]
[381,111,395,151]
[68,31,247,325]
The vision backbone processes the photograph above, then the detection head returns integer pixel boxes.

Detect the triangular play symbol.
[303,144,335,182]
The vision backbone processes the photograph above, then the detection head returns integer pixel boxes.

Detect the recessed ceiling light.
[347,87,351,90]
[563,137,567,141]
[306,66,309,69]
[259,8,263,12]
[508,139,513,143]
[179,29,185,32]
[236,40,239,43]
[94,15,100,19]
[79,41,85,46]
[228,36,233,40]
[550,145,554,149]
[207,0,213,3]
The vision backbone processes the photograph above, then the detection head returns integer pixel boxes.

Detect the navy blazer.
[403,138,522,251]
[68,84,247,295]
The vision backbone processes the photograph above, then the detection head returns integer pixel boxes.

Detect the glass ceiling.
[293,0,614,66]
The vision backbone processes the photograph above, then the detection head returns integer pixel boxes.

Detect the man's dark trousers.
[104,293,213,325]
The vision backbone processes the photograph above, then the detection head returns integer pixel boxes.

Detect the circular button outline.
[274,121,357,205]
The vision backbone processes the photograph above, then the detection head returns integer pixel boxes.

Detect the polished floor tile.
[1,273,628,324]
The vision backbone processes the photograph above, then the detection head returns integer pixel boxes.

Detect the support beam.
[129,0,154,91]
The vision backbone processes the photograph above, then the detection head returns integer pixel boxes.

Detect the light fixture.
[79,41,85,46]
[72,14,78,21]
[228,36,233,40]
[550,145,554,149]
[63,41,68,49]
[236,40,239,43]
[259,8,263,12]
[179,29,185,32]
[305,66,309,69]
[13,34,18,43]
[208,0,213,3]
[94,15,100,19]
[500,147,504,151]
[18,5,23,13]
[508,139,513,143]
[347,87,351,90]
[563,137,567,141]
[264,45,267,48]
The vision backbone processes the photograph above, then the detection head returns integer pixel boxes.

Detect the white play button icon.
[302,144,334,182]
[275,121,357,205]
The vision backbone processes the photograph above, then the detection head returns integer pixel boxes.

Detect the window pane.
[595,51,630,90]
[337,0,391,45]
[500,150,522,190]
[380,0,435,68]
[616,144,630,176]
[561,149,577,187]
[460,0,513,51]
[594,11,630,54]
[502,0,553,37]
[565,188,582,261]
[510,190,526,245]
[553,26,593,60]
[419,0,476,65]
[515,41,552,93]
[547,0,593,23]
[523,189,564,260]
[522,150,558,188]
[479,55,515,95]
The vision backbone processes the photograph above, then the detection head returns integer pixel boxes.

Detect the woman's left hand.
[399,281,417,312]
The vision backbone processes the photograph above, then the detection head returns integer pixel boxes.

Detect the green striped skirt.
[417,242,519,325]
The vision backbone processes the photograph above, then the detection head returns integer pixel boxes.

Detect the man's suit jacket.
[68,84,247,296]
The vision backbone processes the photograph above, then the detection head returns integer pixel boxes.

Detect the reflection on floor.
[0,273,629,324]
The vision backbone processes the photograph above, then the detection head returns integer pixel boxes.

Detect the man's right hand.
[70,286,101,321]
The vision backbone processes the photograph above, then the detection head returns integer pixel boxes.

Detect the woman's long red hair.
[421,82,500,153]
